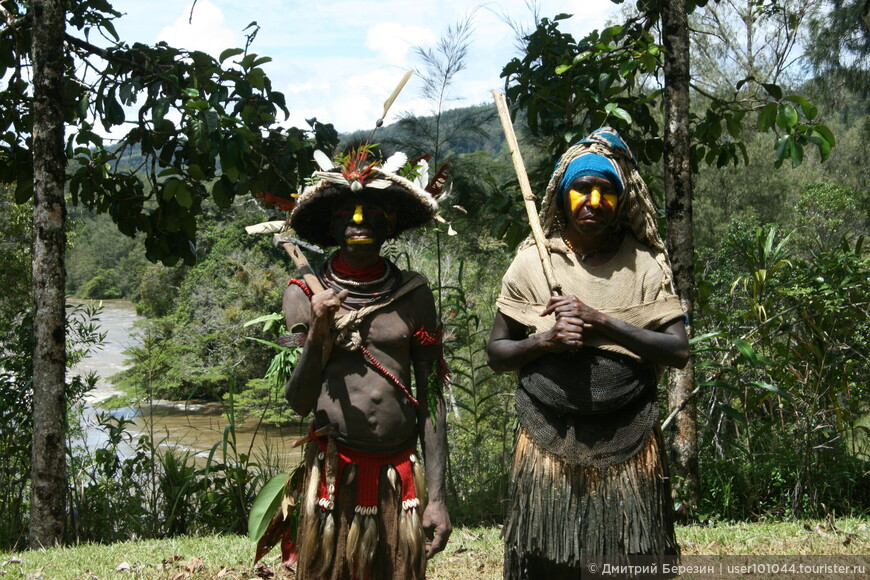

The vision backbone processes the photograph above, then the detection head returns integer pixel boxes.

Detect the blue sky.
[104,0,619,133]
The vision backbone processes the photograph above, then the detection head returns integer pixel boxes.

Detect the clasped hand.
[539,294,596,351]
[308,288,347,340]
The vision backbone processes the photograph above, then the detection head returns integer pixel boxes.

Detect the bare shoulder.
[282,282,312,329]
[406,279,438,330]
[406,279,436,305]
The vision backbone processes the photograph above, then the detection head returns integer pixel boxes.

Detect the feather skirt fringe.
[296,442,426,580]
[503,427,679,576]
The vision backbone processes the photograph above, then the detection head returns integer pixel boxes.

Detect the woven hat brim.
[289,172,438,247]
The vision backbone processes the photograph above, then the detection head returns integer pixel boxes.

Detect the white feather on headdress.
[414,158,429,191]
[313,150,334,171]
[380,152,407,175]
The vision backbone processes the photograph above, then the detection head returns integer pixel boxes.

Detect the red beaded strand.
[358,344,420,408]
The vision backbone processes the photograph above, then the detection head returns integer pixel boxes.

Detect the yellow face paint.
[352,204,364,224]
[589,187,601,208]
[569,188,585,212]
[568,187,618,212]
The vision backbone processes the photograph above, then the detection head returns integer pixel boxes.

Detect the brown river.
[70,299,305,470]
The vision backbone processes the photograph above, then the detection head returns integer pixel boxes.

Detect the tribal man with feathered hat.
[273,142,451,580]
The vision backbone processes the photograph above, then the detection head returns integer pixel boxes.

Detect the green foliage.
[196,390,269,535]
[389,17,497,168]
[440,261,514,523]
[67,412,154,543]
[135,262,187,318]
[0,298,107,549]
[693,224,870,520]
[503,16,660,161]
[794,183,869,252]
[0,1,339,266]
[112,210,289,401]
[806,0,870,106]
[67,208,150,300]
[79,268,123,299]
[0,184,34,549]
[236,313,300,425]
[247,471,289,542]
[501,10,833,196]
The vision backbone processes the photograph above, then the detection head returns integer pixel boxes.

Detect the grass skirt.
[295,440,426,580]
[503,427,679,579]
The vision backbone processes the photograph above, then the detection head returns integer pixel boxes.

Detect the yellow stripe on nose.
[352,205,364,224]
[589,187,601,208]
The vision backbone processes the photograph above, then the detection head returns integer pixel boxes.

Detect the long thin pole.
[491,90,561,296]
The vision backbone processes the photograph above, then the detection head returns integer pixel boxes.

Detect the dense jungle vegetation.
[2,0,869,554]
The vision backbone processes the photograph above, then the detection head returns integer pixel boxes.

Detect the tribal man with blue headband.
[488,128,689,578]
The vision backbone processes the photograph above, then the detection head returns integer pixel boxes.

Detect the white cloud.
[157,1,239,57]
[366,22,437,67]
[104,0,621,133]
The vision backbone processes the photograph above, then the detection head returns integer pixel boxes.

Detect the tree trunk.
[661,0,699,511]
[29,0,68,548]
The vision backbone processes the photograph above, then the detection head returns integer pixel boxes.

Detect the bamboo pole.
[491,90,561,296]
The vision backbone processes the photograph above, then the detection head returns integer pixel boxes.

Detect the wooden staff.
[491,90,561,296]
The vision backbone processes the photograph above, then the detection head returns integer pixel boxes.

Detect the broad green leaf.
[776,104,798,130]
[726,117,741,139]
[815,123,836,147]
[784,94,809,108]
[749,381,793,402]
[158,167,181,178]
[716,404,747,426]
[14,176,33,203]
[188,164,207,180]
[175,182,193,208]
[105,94,125,127]
[151,97,169,125]
[248,472,289,542]
[212,177,233,207]
[774,135,790,160]
[219,48,245,63]
[604,103,632,124]
[162,178,181,201]
[815,133,832,162]
[757,102,777,132]
[790,141,804,167]
[103,20,119,42]
[248,68,266,90]
[734,338,758,366]
[243,313,285,328]
[761,83,783,99]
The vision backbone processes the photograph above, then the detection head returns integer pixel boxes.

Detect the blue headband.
[555,127,630,207]
[556,153,624,208]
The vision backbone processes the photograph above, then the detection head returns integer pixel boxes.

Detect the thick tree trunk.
[29,0,68,548]
[661,0,699,511]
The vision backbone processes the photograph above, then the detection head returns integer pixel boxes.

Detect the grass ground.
[0,518,867,579]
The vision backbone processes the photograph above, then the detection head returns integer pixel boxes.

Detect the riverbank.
[3,518,867,579]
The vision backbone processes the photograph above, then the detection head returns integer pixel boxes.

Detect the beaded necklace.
[326,257,391,287]
[562,232,612,262]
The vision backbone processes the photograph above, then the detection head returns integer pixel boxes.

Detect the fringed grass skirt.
[503,427,679,579]
[296,440,427,580]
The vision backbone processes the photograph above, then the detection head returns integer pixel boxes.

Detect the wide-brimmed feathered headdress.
[289,144,440,247]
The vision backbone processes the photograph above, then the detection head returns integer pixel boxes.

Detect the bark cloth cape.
[496,128,685,575]
[256,147,444,580]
